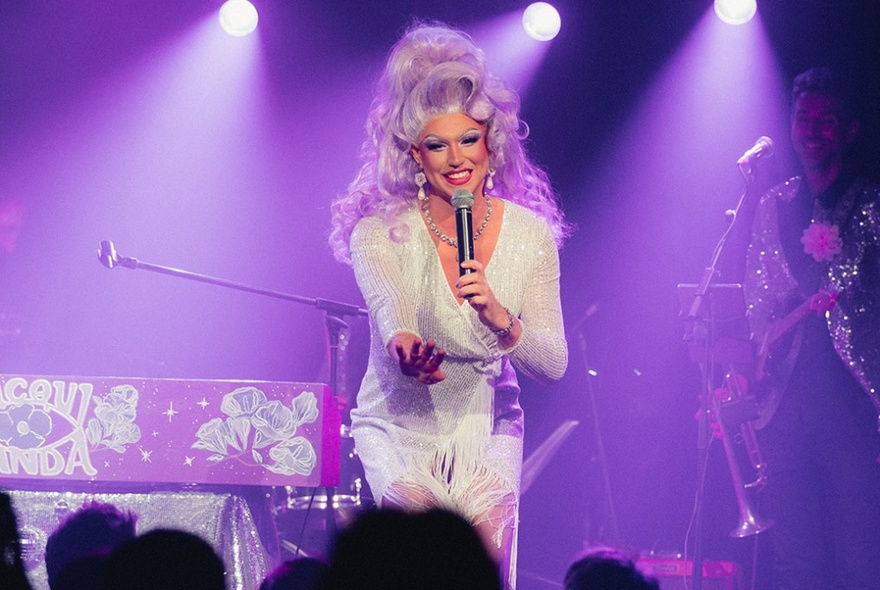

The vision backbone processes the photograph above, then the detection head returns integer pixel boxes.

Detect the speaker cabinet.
[636,557,741,590]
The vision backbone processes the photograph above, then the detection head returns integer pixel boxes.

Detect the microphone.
[451,189,475,279]
[97,240,119,269]
[97,240,137,269]
[737,136,775,167]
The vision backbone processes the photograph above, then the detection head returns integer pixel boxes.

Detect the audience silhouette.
[44,501,137,590]
[102,528,226,590]
[51,553,111,590]
[260,556,328,590]
[564,548,661,590]
[320,507,502,590]
[0,491,32,590]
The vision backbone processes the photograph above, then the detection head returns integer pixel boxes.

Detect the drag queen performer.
[329,22,570,588]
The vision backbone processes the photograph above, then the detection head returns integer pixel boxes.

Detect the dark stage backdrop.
[1,1,878,588]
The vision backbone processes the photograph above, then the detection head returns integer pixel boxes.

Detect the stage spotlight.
[714,0,757,25]
[522,2,561,41]
[219,0,258,37]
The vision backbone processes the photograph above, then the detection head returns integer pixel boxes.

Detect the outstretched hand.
[392,335,447,385]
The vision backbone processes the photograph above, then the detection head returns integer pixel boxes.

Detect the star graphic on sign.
[197,397,210,409]
[152,430,159,437]
[139,447,153,463]
[163,401,179,422]
[104,461,111,468]
[184,456,194,466]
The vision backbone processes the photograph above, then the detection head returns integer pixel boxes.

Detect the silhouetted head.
[45,501,137,589]
[260,557,328,590]
[321,507,501,590]
[102,529,226,590]
[564,548,661,590]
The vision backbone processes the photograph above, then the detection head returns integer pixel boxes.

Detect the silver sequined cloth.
[6,488,268,590]
[744,176,880,424]
[348,200,567,514]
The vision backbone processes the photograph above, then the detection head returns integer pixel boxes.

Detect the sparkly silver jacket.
[744,175,880,425]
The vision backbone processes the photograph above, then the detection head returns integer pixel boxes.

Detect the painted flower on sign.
[268,437,317,476]
[192,386,319,476]
[86,385,142,453]
[801,222,842,262]
[0,403,53,449]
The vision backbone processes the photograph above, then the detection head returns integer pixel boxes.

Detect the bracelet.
[491,308,515,337]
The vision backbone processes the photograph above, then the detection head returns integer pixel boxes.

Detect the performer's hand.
[390,334,447,385]
[457,259,516,338]
[702,373,751,440]
[701,390,726,440]
[809,289,838,315]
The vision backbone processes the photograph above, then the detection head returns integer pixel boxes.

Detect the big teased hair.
[329,22,570,264]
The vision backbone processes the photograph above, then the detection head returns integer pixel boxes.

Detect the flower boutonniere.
[801,222,842,262]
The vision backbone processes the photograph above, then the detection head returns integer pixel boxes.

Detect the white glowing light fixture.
[714,0,757,25]
[522,2,561,42]
[219,0,259,37]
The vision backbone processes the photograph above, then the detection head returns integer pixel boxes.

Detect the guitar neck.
[763,299,814,353]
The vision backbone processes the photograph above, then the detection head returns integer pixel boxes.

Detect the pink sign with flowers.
[0,374,340,487]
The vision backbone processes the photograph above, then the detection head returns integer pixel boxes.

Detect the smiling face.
[790,91,858,175]
[411,112,490,202]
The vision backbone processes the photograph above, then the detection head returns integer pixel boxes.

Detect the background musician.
[742,66,880,590]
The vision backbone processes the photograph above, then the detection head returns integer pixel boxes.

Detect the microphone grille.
[758,136,775,157]
[451,189,474,210]
[97,240,117,269]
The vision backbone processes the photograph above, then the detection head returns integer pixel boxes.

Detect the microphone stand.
[97,239,367,554]
[575,328,621,545]
[683,165,755,590]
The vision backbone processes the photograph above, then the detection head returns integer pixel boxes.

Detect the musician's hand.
[809,289,838,315]
[457,259,516,337]
[702,374,751,440]
[389,334,447,385]
[697,392,726,440]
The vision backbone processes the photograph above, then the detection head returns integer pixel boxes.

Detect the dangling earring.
[485,168,496,191]
[415,171,427,201]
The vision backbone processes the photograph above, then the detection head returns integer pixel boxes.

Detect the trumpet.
[711,367,774,538]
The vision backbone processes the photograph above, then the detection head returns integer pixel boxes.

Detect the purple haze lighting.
[715,0,757,25]
[219,0,258,37]
[470,12,551,94]
[522,2,561,42]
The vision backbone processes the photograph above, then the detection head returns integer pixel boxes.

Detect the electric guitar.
[755,288,838,381]
[751,288,838,428]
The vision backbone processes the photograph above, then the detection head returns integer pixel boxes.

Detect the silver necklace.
[421,194,492,247]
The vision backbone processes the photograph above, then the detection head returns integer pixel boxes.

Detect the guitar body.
[751,325,802,429]
[750,289,838,429]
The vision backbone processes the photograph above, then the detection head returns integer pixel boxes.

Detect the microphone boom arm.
[97,239,367,317]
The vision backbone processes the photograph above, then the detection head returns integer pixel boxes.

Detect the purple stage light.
[219,0,258,37]
[714,0,757,25]
[522,2,561,41]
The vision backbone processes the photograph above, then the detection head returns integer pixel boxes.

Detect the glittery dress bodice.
[347,200,567,507]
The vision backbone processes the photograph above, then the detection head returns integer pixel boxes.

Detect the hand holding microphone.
[451,189,516,338]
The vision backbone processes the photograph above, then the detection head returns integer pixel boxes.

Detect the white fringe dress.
[349,200,567,572]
